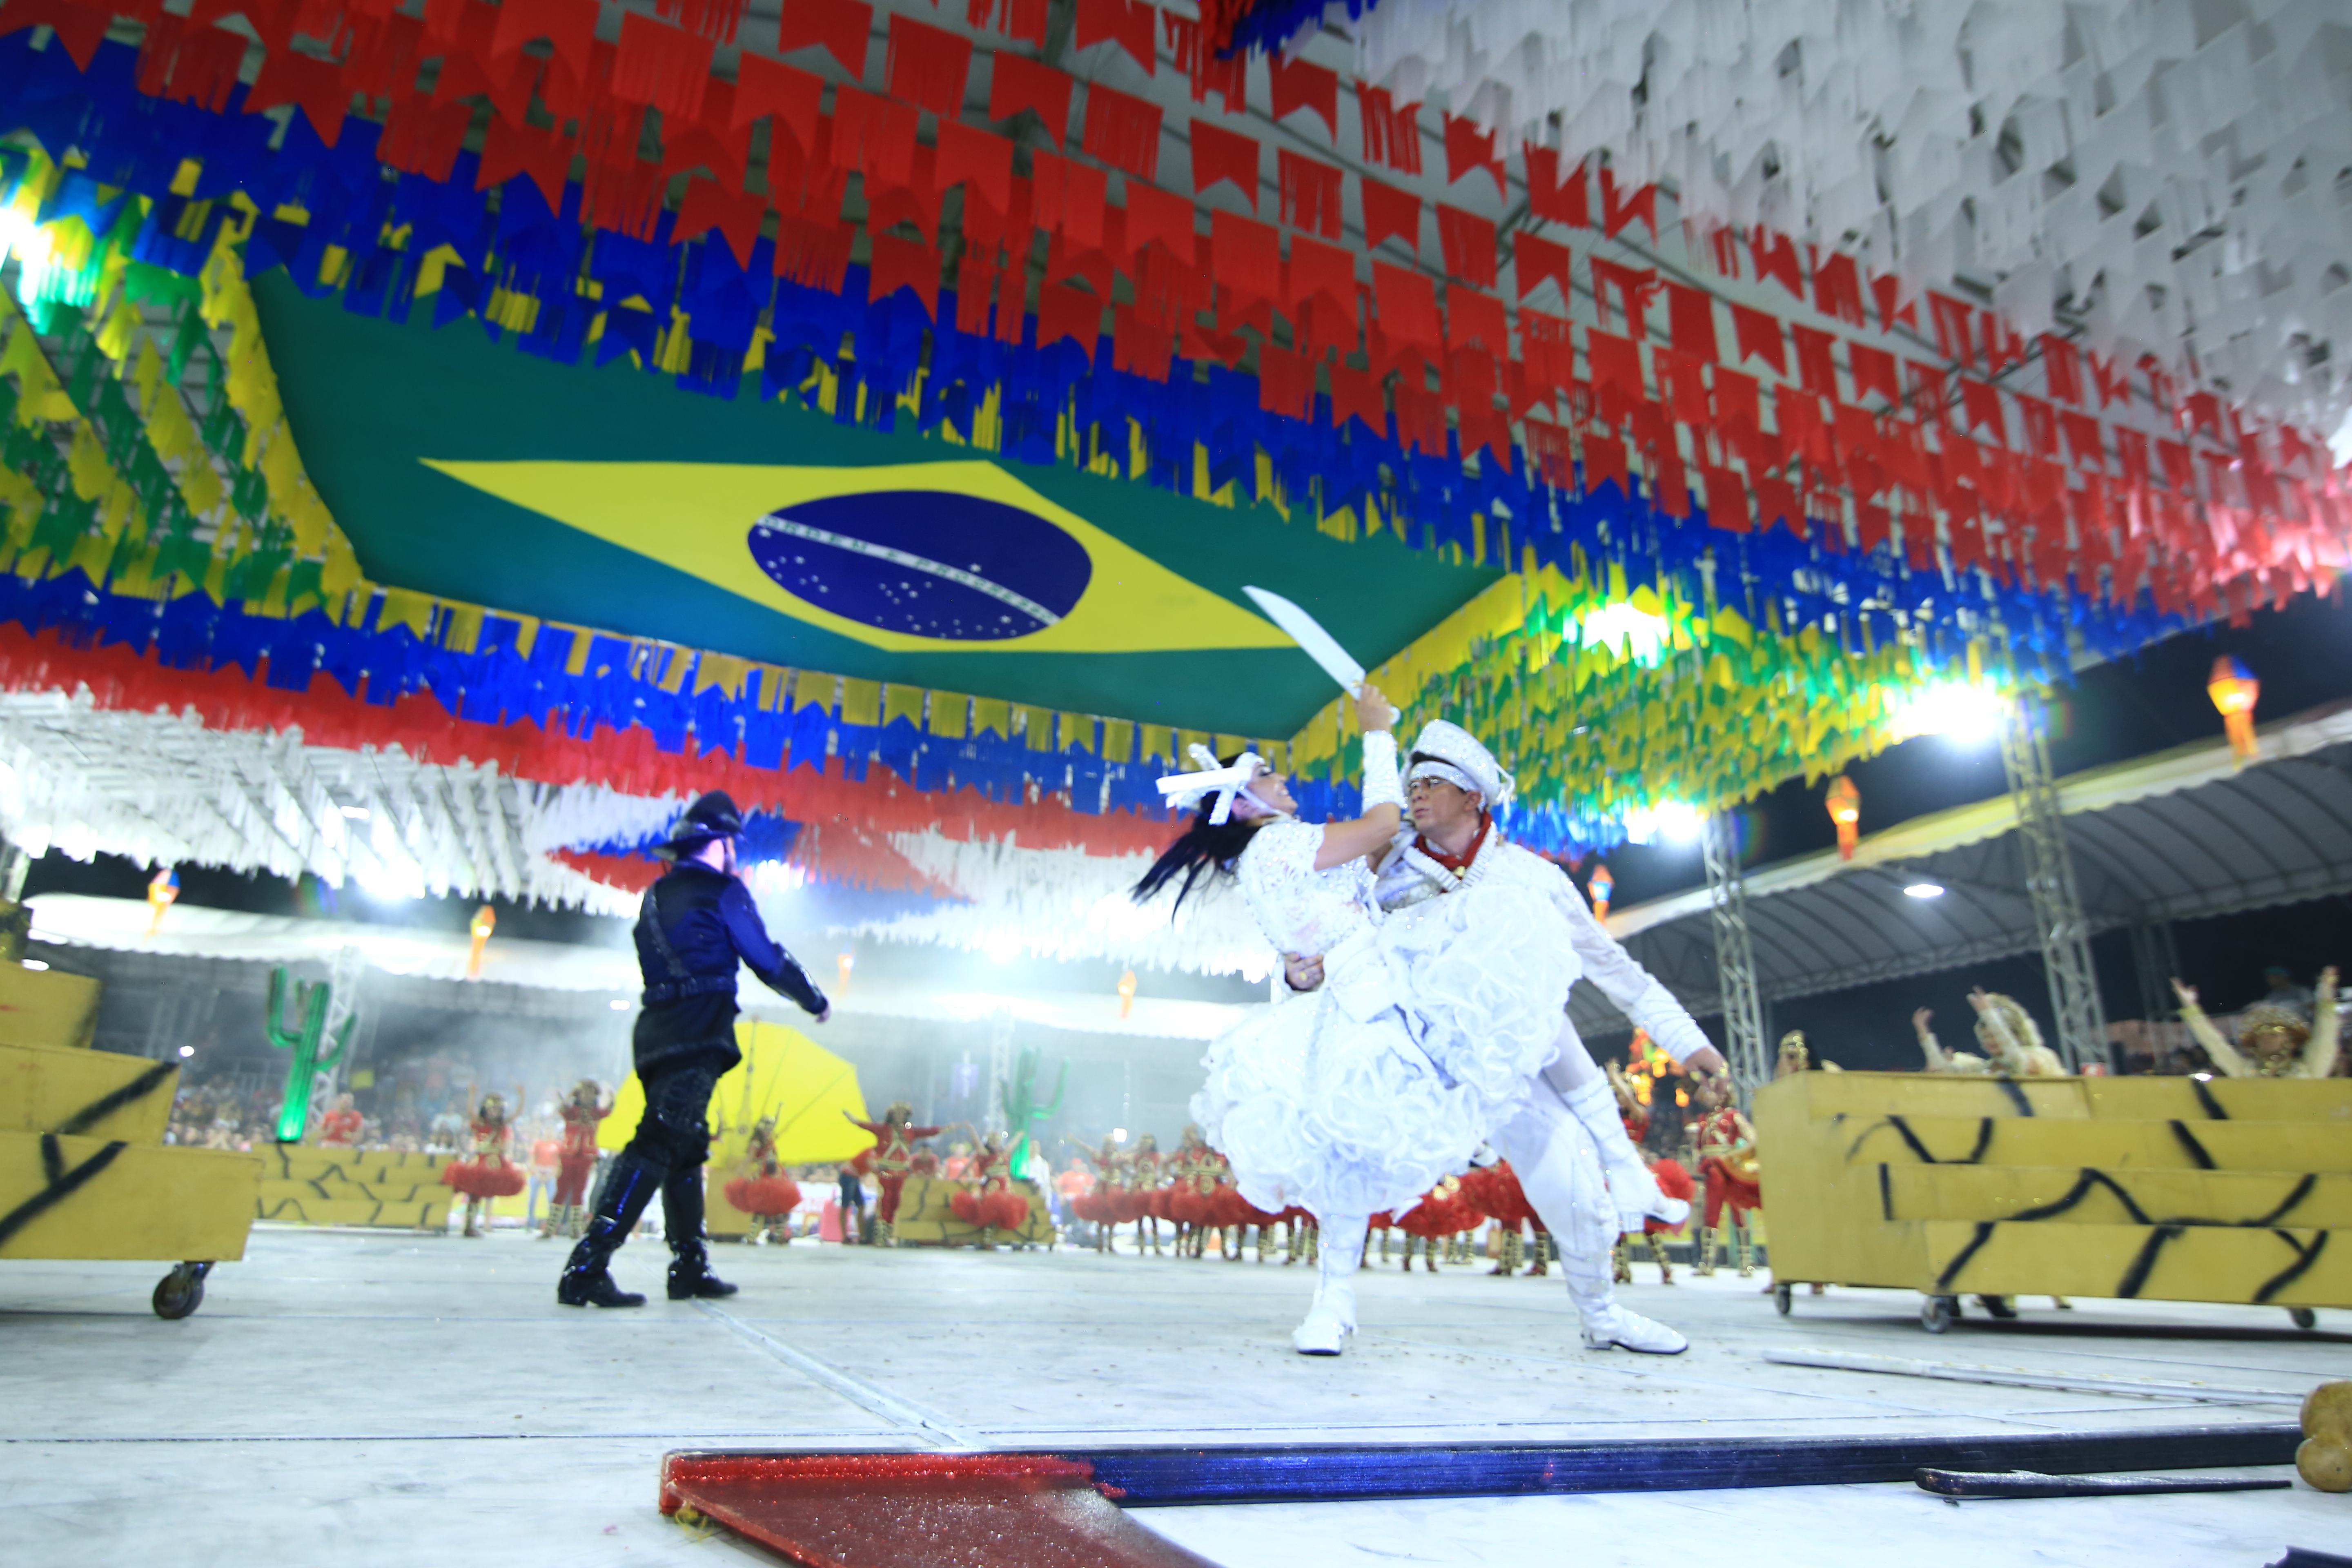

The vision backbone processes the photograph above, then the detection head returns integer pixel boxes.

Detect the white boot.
[1500,1100,1689,1356]
[1562,1077,1689,1233]
[1292,1213,1366,1355]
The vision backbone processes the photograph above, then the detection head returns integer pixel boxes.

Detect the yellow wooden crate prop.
[0,1040,177,1141]
[888,1174,1054,1247]
[1756,1071,2352,1308]
[0,1130,260,1261]
[254,1145,456,1228]
[0,964,101,1049]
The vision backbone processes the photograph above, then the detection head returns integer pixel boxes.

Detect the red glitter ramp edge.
[659,1452,1223,1568]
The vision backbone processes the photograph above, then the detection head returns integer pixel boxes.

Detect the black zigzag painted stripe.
[0,1134,129,1252]
[53,1059,176,1137]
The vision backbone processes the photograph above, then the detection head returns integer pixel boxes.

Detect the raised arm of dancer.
[1312,686,1405,871]
[2170,979,2250,1076]
[1967,987,2027,1071]
[1552,871,1724,1075]
[1915,1009,1956,1072]
[2307,967,2340,1078]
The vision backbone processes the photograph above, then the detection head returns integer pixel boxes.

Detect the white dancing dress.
[1191,818,1577,1221]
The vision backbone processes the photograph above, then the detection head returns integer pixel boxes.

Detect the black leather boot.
[664,1168,738,1300]
[557,1156,658,1307]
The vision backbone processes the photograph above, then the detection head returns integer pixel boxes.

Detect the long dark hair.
[1131,759,1267,914]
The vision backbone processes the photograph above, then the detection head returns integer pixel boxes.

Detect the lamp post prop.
[1825,775,1861,860]
[2207,656,2260,765]
[1117,968,1137,1020]
[1588,863,1614,920]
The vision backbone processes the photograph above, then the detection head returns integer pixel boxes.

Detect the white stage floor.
[4,1227,2344,1566]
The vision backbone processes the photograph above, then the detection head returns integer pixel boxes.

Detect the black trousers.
[581,1062,722,1265]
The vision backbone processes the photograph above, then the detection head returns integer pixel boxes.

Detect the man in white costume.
[1310,720,1723,1354]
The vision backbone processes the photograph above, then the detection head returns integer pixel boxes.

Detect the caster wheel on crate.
[1773,1283,1793,1316]
[1922,1294,1960,1334]
[2292,1308,2318,1332]
[152,1261,212,1320]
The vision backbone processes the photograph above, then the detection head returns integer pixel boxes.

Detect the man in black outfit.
[558,792,831,1308]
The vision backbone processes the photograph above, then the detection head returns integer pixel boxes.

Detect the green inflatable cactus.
[999,1044,1068,1185]
[264,966,355,1143]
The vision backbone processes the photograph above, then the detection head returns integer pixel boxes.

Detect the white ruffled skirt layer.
[1192,882,1573,1221]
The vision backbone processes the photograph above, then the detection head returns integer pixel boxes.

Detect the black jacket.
[632,861,827,1076]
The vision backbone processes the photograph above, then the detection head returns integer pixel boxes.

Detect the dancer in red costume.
[317,1092,363,1148]
[841,1102,946,1245]
[948,1131,1031,1247]
[1690,1075,1762,1276]
[723,1115,803,1244]
[1607,1062,1690,1285]
[1067,1136,1124,1253]
[444,1092,526,1236]
[1167,1125,1222,1258]
[1125,1132,1166,1256]
[543,1079,611,1239]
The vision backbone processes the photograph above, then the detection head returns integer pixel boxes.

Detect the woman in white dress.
[1133,689,1578,1354]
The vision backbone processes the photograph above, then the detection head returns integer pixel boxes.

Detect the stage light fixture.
[20,958,46,971]
[1574,601,1671,665]
[1903,882,1945,899]
[1621,801,1704,845]
[609,998,629,1010]
[339,805,371,820]
[1892,680,2007,744]
[177,1045,194,1057]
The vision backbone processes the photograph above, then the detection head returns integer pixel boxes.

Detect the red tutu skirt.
[1212,1186,1270,1227]
[1111,1189,1150,1223]
[443,1159,526,1199]
[1167,1187,1212,1226]
[1398,1193,1460,1239]
[726,1176,802,1216]
[952,1188,1031,1231]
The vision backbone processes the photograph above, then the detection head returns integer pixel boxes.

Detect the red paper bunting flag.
[1435,205,1497,289]
[139,17,252,112]
[969,0,1046,46]
[1849,343,1900,408]
[1790,324,1839,400]
[1728,303,1785,374]
[1074,0,1154,75]
[1589,256,1657,334]
[490,0,595,78]
[2062,410,2106,469]
[1082,82,1162,181]
[1123,180,1195,261]
[1396,380,1447,456]
[1285,232,1353,315]
[886,13,972,118]
[378,92,472,182]
[956,252,998,334]
[1270,54,1338,140]
[1258,342,1315,420]
[612,10,712,119]
[1586,330,1644,404]
[1361,176,1419,253]
[2017,395,2060,459]
[1189,120,1258,206]
[676,178,764,267]
[1666,282,1717,363]
[1598,167,1656,240]
[1163,11,1242,108]
[1713,367,1760,432]
[1211,208,1282,310]
[0,0,111,68]
[1812,252,1865,325]
[476,116,570,210]
[1928,292,1977,366]
[2042,333,2084,405]
[1111,303,1172,381]
[776,0,870,74]
[1521,312,1572,396]
[1702,464,1749,530]
[1515,231,1571,303]
[1038,282,1103,357]
[1329,362,1384,435]
[832,85,918,191]
[1358,84,1421,174]
[2088,350,2132,409]
[989,53,1073,145]
[1278,151,1343,240]
[1750,230,1804,298]
[1441,114,1505,192]
[774,213,853,292]
[1372,261,1441,353]
[1523,146,1588,228]
[1654,347,1708,425]
[245,46,348,144]
[935,120,1012,214]
[1585,434,1629,497]
[1446,289,1506,356]
[1030,149,1107,247]
[1960,377,2007,441]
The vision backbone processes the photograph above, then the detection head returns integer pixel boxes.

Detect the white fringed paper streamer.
[836,829,1282,981]
[0,691,649,915]
[1353,0,2352,439]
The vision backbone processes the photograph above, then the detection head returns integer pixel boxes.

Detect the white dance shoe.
[1291,1303,1354,1355]
[1578,1301,1689,1355]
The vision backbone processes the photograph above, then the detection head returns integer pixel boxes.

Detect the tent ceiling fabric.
[1580,701,2352,1031]
[1353,0,2352,439]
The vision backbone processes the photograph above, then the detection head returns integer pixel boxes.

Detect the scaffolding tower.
[1702,810,1771,1096]
[2000,689,2110,1071]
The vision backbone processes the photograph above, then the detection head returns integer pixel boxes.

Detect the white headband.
[1156,745,1272,825]
[1408,756,1483,802]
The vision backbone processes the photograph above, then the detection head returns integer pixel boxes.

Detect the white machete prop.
[1243,586,1365,696]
